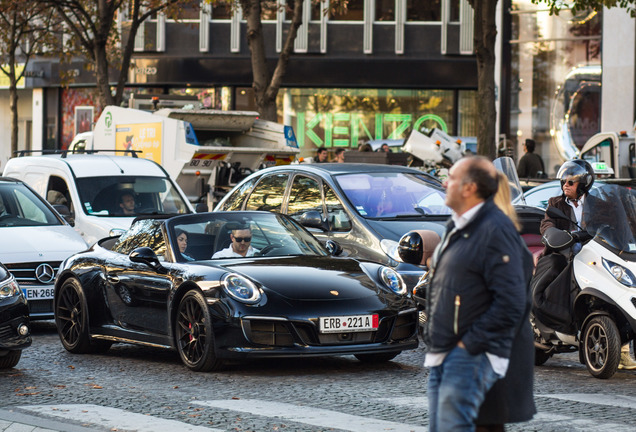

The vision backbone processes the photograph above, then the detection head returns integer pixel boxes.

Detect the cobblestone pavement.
[0,321,634,432]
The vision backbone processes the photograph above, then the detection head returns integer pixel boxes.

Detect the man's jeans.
[428,346,500,432]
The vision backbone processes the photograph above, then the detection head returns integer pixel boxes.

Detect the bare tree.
[0,0,58,154]
[228,0,345,121]
[46,0,192,108]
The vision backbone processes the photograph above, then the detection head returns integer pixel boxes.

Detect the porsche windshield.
[335,172,451,218]
[76,176,190,217]
[167,212,329,261]
[583,184,636,253]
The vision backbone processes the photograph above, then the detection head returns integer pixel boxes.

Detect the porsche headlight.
[602,258,636,287]
[379,266,406,295]
[0,275,21,298]
[221,273,261,303]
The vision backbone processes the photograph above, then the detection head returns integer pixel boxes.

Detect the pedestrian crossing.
[7,393,636,432]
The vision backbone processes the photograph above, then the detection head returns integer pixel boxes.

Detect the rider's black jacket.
[426,199,534,359]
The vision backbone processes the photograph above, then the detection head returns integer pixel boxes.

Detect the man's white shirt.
[211,246,259,259]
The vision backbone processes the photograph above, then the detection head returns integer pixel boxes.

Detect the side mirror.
[130,247,165,273]
[195,202,209,213]
[325,240,343,256]
[299,211,328,231]
[398,230,441,266]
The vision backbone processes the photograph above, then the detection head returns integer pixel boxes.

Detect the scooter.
[531,183,636,379]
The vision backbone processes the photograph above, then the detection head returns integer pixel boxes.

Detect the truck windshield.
[76,176,191,217]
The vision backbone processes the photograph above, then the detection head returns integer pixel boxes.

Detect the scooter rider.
[540,159,636,370]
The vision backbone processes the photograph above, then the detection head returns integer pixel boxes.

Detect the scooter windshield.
[583,184,636,253]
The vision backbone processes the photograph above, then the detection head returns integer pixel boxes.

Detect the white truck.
[578,130,636,178]
[72,106,300,210]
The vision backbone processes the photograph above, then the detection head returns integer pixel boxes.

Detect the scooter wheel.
[582,315,621,379]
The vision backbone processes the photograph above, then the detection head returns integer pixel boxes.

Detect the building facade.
[2,0,631,171]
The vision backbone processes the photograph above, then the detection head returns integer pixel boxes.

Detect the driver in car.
[212,227,259,258]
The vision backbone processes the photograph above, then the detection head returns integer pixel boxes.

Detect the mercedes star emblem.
[35,263,55,284]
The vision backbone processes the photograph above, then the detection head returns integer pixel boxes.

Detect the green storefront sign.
[295,112,448,148]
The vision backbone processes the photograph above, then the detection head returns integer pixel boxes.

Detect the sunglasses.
[233,236,252,243]
[561,179,579,186]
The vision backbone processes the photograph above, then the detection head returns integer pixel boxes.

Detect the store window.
[407,0,440,22]
[330,0,363,21]
[508,3,601,170]
[277,87,478,157]
[212,3,232,19]
[376,0,395,22]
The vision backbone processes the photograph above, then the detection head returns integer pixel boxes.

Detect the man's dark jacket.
[540,195,578,235]
[425,199,531,359]
[517,152,545,178]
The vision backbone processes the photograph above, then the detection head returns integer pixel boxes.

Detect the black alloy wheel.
[175,290,221,372]
[354,352,400,363]
[583,315,621,379]
[55,278,111,354]
[0,350,21,369]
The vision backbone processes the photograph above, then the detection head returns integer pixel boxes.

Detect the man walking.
[517,139,545,178]
[425,156,533,431]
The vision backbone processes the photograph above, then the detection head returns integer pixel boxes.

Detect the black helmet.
[398,230,441,266]
[556,159,594,197]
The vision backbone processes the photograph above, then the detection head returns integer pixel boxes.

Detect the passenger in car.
[175,229,195,261]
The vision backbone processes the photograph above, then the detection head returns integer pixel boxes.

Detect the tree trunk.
[94,40,114,107]
[240,0,303,121]
[471,0,498,160]
[9,69,19,156]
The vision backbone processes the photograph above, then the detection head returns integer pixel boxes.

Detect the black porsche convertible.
[54,211,418,371]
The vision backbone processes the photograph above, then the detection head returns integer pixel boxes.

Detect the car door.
[105,220,173,335]
[286,174,372,259]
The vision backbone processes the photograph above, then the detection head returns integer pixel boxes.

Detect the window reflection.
[245,174,289,212]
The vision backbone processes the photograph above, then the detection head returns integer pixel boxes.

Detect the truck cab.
[2,152,194,245]
[579,131,636,178]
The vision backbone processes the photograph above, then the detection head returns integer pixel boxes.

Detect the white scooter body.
[574,240,636,325]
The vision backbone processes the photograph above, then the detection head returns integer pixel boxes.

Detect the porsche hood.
[211,256,383,301]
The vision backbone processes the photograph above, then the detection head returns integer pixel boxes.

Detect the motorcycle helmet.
[556,159,594,197]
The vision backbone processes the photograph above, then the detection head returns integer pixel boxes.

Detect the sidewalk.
[0,408,100,432]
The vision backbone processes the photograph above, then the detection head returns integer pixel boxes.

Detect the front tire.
[0,350,21,369]
[175,290,221,372]
[55,278,111,354]
[583,315,621,379]
[355,352,400,363]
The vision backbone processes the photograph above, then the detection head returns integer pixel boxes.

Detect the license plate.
[21,287,55,301]
[319,314,379,334]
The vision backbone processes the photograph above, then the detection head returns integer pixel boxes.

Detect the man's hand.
[457,341,466,349]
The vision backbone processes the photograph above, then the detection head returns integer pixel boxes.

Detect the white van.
[3,152,195,246]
